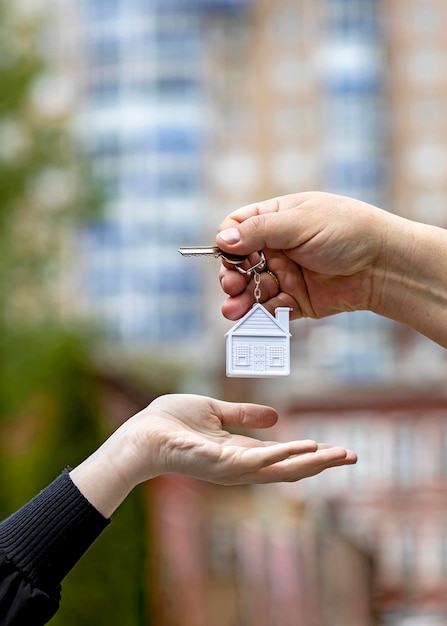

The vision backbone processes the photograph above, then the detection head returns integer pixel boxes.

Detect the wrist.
[371,215,447,346]
[69,425,154,518]
[370,212,415,317]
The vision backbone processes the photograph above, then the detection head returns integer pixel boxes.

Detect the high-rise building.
[277,393,447,624]
[208,0,387,393]
[72,0,250,354]
[206,0,447,396]
[38,0,447,387]
[24,2,447,623]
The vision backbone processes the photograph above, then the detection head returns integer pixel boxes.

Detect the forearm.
[372,215,447,347]
[0,472,109,623]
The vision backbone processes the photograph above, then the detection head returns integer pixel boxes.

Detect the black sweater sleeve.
[0,471,110,625]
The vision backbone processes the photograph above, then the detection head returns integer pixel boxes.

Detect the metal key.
[178,246,247,265]
[178,245,266,274]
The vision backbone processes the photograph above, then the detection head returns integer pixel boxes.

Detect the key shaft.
[178,246,246,264]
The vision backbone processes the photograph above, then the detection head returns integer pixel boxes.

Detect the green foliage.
[0,322,149,625]
[0,2,148,624]
[0,325,100,505]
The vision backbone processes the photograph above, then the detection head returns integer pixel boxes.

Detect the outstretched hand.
[127,394,357,485]
[70,394,357,517]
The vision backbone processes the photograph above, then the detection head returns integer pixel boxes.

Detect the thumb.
[217,400,279,429]
[216,195,305,256]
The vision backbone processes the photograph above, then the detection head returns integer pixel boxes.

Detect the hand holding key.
[215,191,447,349]
[215,192,390,317]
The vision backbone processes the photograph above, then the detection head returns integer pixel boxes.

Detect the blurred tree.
[0,2,148,624]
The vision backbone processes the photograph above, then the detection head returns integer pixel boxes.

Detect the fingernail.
[219,228,241,244]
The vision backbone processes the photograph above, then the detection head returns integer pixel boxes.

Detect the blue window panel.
[324,183,384,204]
[334,310,391,332]
[87,224,114,248]
[119,0,152,17]
[157,310,202,341]
[84,221,156,251]
[325,0,381,38]
[116,133,155,156]
[130,270,157,294]
[157,221,203,245]
[155,32,202,60]
[116,169,157,198]
[84,221,125,247]
[87,266,122,297]
[88,37,120,66]
[154,127,203,153]
[155,78,202,102]
[155,171,200,197]
[156,265,202,295]
[190,0,250,8]
[325,95,384,138]
[86,0,120,21]
[336,349,387,383]
[118,168,201,201]
[324,73,382,94]
[177,224,204,244]
[324,158,383,188]
[328,17,380,40]
[154,0,250,12]
[87,163,121,198]
[87,79,120,104]
[86,134,121,159]
[322,49,383,94]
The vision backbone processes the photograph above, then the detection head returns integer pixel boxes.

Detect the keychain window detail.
[269,346,285,367]
[234,345,250,366]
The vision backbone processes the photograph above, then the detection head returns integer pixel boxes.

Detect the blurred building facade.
[53,0,447,393]
[149,392,447,626]
[149,475,376,626]
[277,393,447,625]
[23,0,447,625]
[71,0,252,355]
[205,0,447,394]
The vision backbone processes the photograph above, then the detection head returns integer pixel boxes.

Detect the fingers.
[220,266,286,321]
[220,265,281,299]
[221,291,255,321]
[219,265,249,297]
[237,444,357,484]
[264,443,355,469]
[245,439,319,464]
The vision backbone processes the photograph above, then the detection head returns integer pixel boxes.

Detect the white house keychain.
[179,246,292,378]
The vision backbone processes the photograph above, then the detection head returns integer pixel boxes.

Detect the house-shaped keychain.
[226,303,292,377]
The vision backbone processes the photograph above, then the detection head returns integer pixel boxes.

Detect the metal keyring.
[234,251,266,275]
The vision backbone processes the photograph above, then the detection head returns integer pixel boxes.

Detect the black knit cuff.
[0,471,110,592]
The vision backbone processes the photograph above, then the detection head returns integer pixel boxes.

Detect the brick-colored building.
[149,392,447,625]
[149,475,375,626]
[275,392,447,624]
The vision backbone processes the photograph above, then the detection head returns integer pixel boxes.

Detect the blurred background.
[1,0,447,624]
